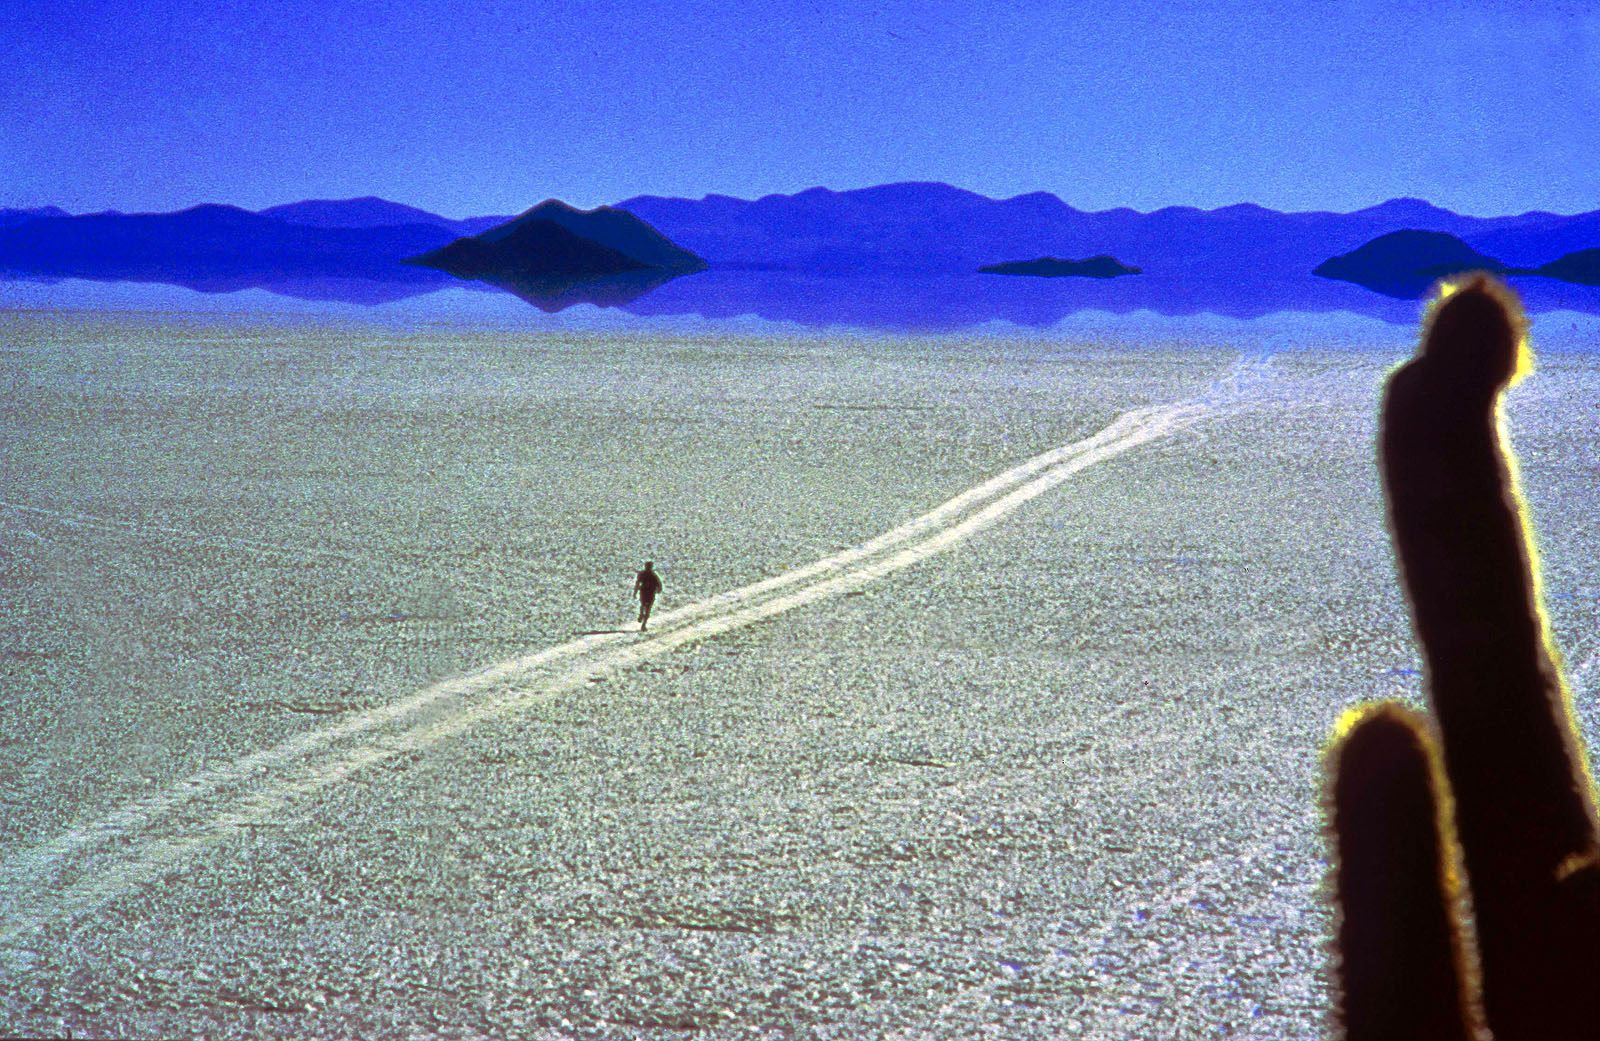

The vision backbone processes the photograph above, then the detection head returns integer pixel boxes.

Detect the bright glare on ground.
[1,311,1597,1039]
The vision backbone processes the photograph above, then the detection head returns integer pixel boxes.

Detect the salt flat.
[1,311,1596,1038]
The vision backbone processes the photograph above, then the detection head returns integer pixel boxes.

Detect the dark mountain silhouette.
[980,255,1140,278]
[406,219,650,278]
[1313,230,1600,298]
[1313,230,1510,299]
[470,200,707,272]
[404,201,707,308]
[1534,248,1600,286]
[260,197,509,237]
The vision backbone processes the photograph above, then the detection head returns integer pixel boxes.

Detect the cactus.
[1327,274,1600,1040]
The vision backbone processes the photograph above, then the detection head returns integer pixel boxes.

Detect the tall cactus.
[1328,274,1600,1040]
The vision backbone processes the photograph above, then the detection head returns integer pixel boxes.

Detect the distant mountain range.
[258,196,507,236]
[3,184,1599,317]
[616,183,1600,289]
[0,204,464,298]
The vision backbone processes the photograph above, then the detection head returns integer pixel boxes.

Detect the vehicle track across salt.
[0,397,1215,945]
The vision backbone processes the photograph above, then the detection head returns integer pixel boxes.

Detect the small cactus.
[1327,274,1600,1041]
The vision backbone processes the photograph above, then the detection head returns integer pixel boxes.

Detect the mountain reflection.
[7,266,1599,327]
[478,268,684,312]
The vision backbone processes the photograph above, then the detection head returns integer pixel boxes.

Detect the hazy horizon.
[11,181,1600,223]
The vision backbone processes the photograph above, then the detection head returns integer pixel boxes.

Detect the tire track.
[0,398,1214,945]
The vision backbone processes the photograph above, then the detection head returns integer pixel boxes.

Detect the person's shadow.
[1326,274,1600,1040]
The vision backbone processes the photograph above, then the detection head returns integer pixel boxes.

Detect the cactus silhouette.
[1327,274,1600,1040]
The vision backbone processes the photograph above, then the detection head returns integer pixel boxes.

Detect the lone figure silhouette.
[634,561,662,631]
[1326,274,1600,1041]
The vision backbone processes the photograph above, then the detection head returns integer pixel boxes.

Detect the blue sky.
[3,0,1597,217]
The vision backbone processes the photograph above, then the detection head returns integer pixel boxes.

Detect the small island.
[405,199,707,281]
[1314,230,1600,297]
[978,255,1141,278]
[1534,248,1600,286]
[402,199,707,309]
[1312,229,1509,298]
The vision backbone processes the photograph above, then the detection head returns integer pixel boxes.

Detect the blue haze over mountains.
[3,183,1599,327]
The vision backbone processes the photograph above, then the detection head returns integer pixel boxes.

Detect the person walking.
[634,561,662,631]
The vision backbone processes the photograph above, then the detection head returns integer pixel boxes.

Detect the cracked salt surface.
[2,315,1597,1038]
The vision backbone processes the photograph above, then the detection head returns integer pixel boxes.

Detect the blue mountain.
[5,185,1598,312]
[0,197,705,306]
[260,197,509,237]
[1467,212,1600,269]
[0,204,459,295]
[616,183,1600,288]
[0,206,70,230]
